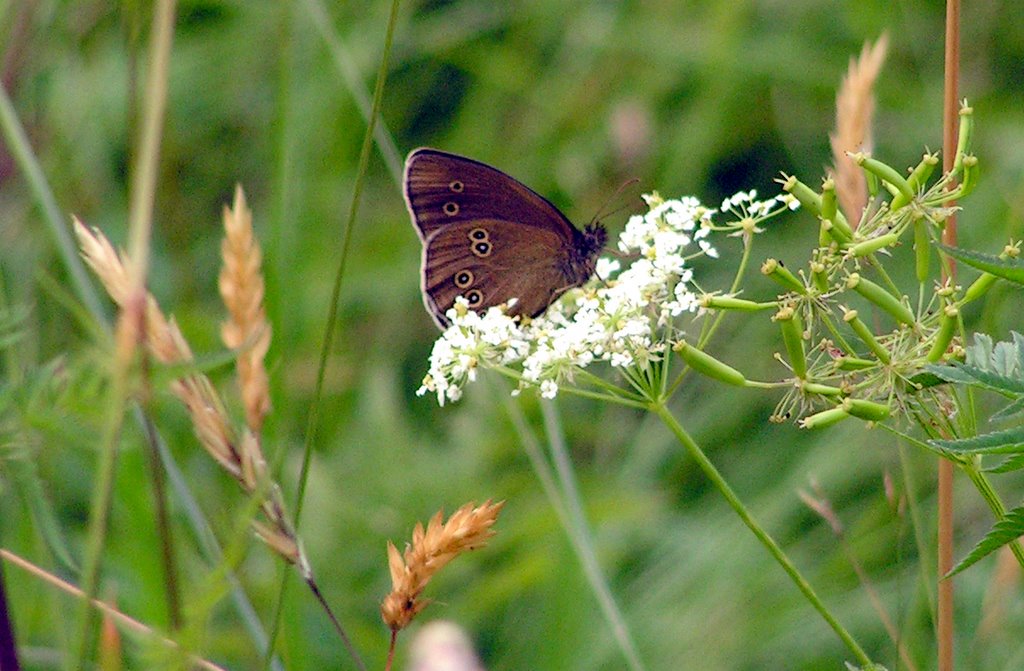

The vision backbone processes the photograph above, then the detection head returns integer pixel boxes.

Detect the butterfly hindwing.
[421,219,568,327]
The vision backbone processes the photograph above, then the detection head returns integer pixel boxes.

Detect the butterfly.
[404,148,607,329]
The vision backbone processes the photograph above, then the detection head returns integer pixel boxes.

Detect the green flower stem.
[650,402,873,667]
[490,365,649,409]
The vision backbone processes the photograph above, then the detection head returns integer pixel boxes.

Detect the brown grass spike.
[829,34,889,225]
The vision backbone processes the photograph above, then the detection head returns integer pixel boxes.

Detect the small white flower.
[417,189,792,404]
[595,257,621,280]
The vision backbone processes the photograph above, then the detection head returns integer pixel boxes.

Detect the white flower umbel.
[419,191,791,404]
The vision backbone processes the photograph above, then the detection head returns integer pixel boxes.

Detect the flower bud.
[843,398,891,422]
[843,308,891,364]
[926,304,959,362]
[700,295,775,312]
[953,104,974,175]
[761,258,806,294]
[774,306,807,379]
[674,340,747,386]
[890,152,939,210]
[834,355,875,371]
[847,232,900,257]
[849,152,915,204]
[914,220,930,283]
[799,407,850,429]
[801,381,843,396]
[846,273,916,327]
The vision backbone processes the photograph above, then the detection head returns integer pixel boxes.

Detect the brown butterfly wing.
[404,148,578,242]
[421,219,571,327]
[405,148,606,328]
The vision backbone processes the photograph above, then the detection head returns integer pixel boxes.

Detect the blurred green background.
[2,0,1024,669]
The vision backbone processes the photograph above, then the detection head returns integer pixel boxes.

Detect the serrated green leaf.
[992,396,1024,422]
[937,243,1024,285]
[1014,331,1024,371]
[949,363,1024,394]
[992,341,1021,377]
[907,370,945,390]
[931,426,1024,454]
[948,506,1024,578]
[967,333,994,366]
[924,363,976,385]
[984,452,1024,473]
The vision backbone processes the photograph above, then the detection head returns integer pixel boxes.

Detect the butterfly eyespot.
[443,201,460,216]
[448,180,465,193]
[468,228,489,241]
[471,240,492,257]
[465,289,483,306]
[454,270,474,288]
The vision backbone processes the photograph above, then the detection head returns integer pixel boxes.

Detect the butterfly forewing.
[404,149,578,241]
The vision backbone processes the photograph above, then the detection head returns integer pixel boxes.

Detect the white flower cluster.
[417,192,789,405]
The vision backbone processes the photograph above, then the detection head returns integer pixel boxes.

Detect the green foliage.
[937,243,1024,285]
[946,506,1024,578]
[3,1,1024,670]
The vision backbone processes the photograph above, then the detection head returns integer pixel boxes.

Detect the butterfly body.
[404,148,606,328]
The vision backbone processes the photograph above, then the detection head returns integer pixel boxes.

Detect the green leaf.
[967,332,995,365]
[926,362,1024,395]
[0,444,78,573]
[937,243,1024,285]
[992,396,1024,422]
[924,363,976,385]
[985,452,1024,473]
[948,506,1024,578]
[992,341,1021,377]
[931,426,1024,454]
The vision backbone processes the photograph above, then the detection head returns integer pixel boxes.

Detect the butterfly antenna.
[589,177,642,227]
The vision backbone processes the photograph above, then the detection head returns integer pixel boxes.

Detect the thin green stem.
[266,0,401,667]
[75,1,178,666]
[651,402,873,666]
[539,403,646,671]
[488,365,649,408]
[668,236,756,398]
[74,370,130,669]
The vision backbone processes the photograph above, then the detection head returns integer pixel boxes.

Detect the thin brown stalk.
[829,34,889,225]
[0,549,226,671]
[219,185,272,433]
[381,501,505,633]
